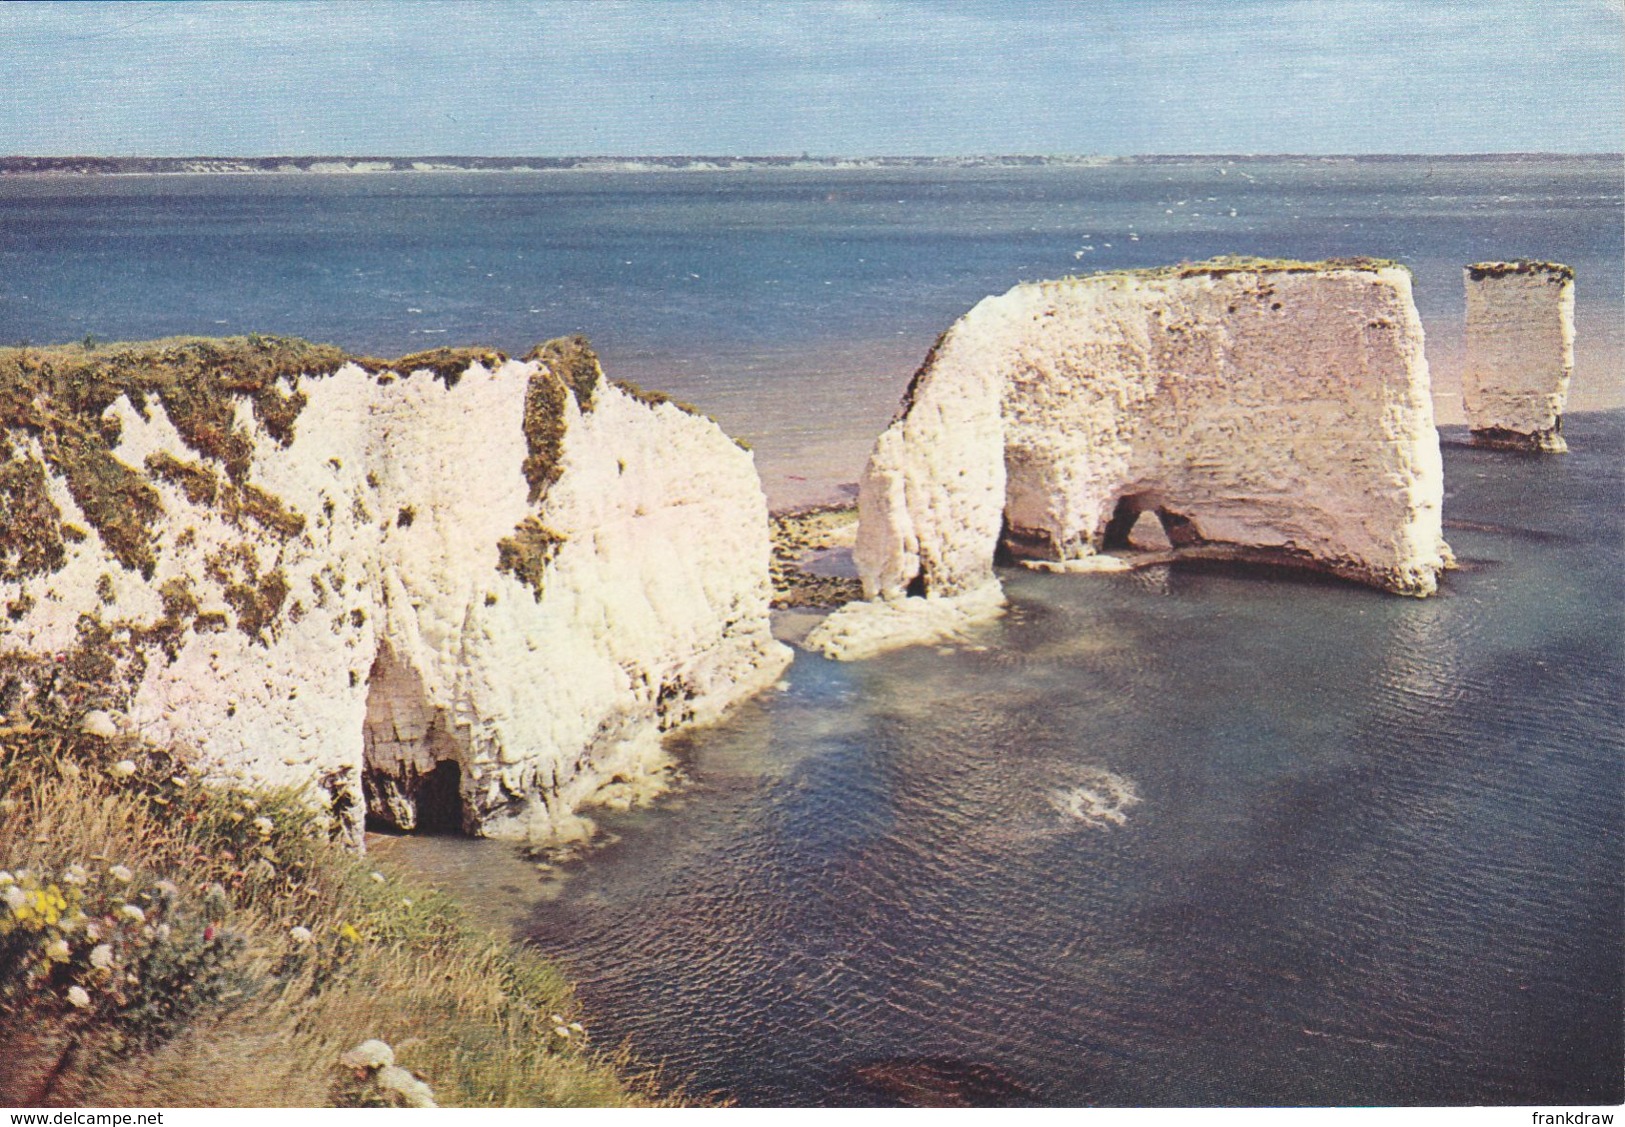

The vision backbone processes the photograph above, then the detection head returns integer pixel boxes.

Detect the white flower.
[252,816,274,838]
[89,944,113,970]
[400,898,413,908]
[117,904,145,924]
[61,863,89,886]
[0,871,14,886]
[239,798,258,812]
[376,1064,438,1108]
[288,926,312,944]
[66,985,91,1009]
[108,865,133,884]
[44,938,71,962]
[108,759,138,780]
[340,1039,395,1070]
[3,886,25,912]
[553,1025,571,1038]
[84,922,103,942]
[369,871,385,883]
[568,1022,584,1034]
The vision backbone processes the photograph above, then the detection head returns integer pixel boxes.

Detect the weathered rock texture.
[0,336,789,842]
[810,259,1452,660]
[1462,260,1576,453]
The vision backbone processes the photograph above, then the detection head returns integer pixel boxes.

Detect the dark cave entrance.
[360,643,468,836]
[1102,495,1200,552]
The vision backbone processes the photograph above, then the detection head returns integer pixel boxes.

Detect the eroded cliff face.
[0,336,789,843]
[811,259,1452,661]
[1462,261,1575,453]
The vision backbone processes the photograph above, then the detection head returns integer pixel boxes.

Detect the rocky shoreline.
[769,504,862,610]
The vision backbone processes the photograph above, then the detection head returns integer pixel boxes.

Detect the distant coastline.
[1,153,1617,177]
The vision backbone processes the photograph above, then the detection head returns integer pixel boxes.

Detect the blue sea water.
[2,155,1620,507]
[3,156,1622,1106]
[505,416,1625,1106]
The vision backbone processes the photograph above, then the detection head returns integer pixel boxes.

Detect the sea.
[2,155,1621,1107]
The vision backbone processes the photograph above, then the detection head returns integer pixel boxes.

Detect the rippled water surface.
[380,415,1623,1107]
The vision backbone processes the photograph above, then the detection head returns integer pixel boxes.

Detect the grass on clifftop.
[1064,254,1407,285]
[1465,260,1574,282]
[0,717,680,1108]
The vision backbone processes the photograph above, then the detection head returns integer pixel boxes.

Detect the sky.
[1,0,1621,156]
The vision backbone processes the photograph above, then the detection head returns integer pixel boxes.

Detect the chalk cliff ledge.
[809,258,1452,661]
[0,336,790,842]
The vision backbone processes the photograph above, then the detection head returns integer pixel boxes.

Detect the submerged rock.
[0,335,789,843]
[810,258,1452,659]
[1462,260,1576,453]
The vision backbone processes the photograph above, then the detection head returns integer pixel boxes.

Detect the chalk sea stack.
[810,257,1453,660]
[0,336,789,843]
[1462,260,1576,453]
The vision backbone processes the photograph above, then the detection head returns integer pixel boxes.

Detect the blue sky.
[2,0,1621,155]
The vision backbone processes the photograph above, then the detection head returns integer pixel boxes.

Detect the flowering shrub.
[0,862,250,1052]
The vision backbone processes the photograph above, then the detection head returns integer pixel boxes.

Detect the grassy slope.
[0,720,680,1108]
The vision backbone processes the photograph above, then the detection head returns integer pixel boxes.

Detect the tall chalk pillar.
[1463,261,1575,453]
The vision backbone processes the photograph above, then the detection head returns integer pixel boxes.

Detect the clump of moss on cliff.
[369,346,509,388]
[1465,260,1574,283]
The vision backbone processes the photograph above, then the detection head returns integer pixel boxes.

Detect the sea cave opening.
[1101,495,1151,551]
[361,643,468,835]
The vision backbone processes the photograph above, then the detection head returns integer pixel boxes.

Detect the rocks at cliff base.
[0,335,789,843]
[808,258,1453,660]
[1462,260,1576,453]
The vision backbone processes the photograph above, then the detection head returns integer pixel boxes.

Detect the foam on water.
[1050,769,1142,829]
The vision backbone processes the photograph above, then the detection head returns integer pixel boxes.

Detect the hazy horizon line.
[4,151,1621,162]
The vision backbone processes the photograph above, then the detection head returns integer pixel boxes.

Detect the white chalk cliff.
[0,337,789,842]
[1462,261,1575,453]
[810,258,1452,661]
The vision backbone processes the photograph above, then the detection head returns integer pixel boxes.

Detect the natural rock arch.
[811,259,1453,660]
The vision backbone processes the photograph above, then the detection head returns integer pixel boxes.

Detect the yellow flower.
[337,923,362,943]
